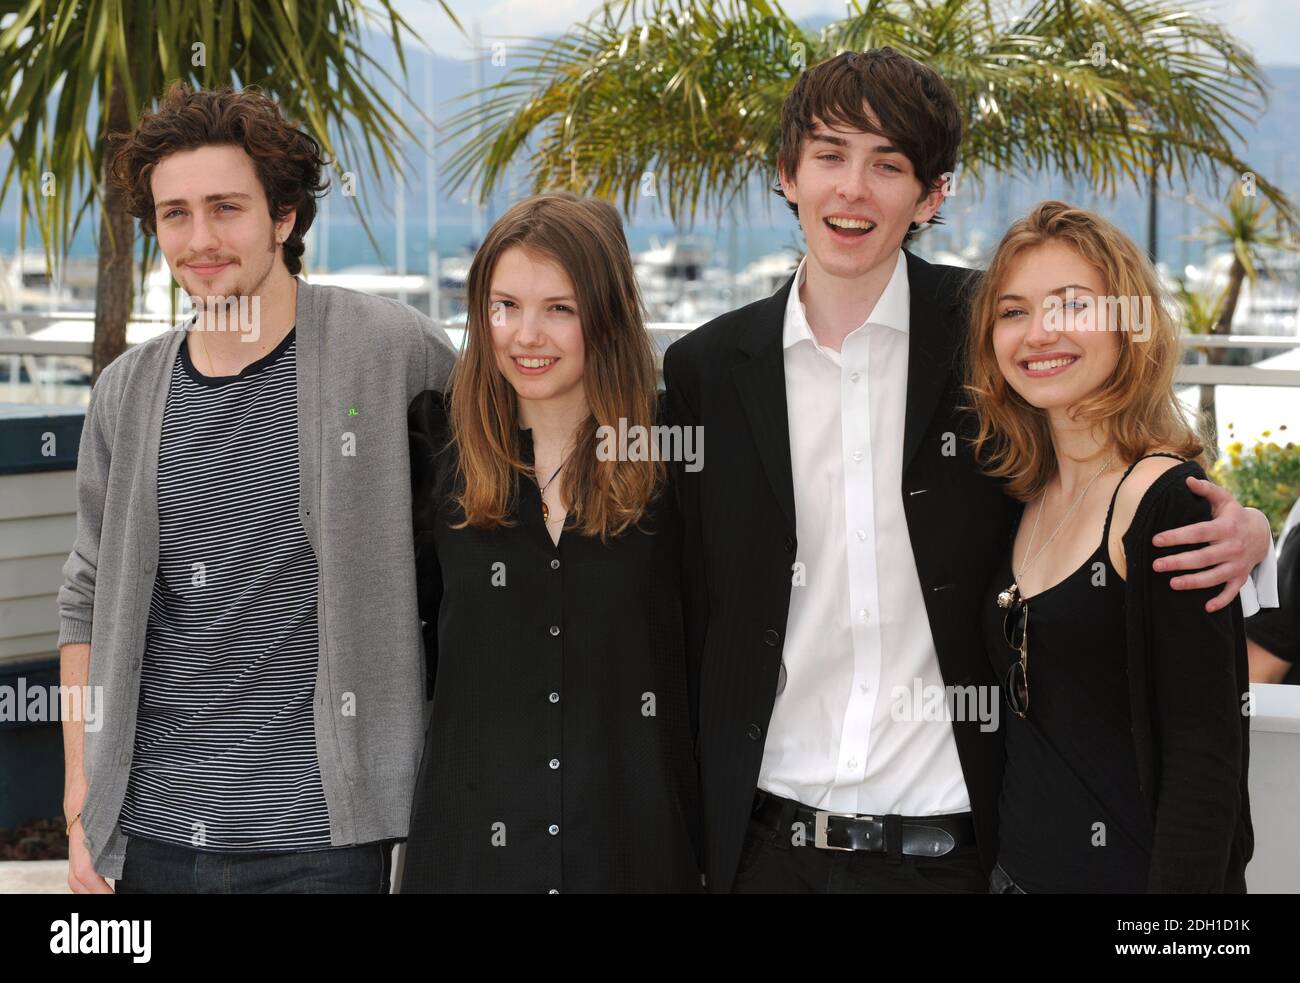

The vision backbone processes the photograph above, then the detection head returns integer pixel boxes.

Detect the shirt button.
[851,450,863,462]
[548,824,559,835]
[549,758,560,770]
[550,558,560,570]
[848,758,858,769]
[849,371,860,383]
[549,692,559,703]
[549,889,559,894]
[856,529,866,541]
[549,625,560,637]
[858,608,869,622]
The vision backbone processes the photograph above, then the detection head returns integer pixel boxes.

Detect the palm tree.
[441,0,1294,229]
[1189,187,1300,444]
[1173,275,1226,451]
[0,0,461,379]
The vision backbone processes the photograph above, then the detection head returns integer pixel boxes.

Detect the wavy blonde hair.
[963,200,1203,502]
[448,193,663,539]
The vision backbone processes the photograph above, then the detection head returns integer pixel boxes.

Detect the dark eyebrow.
[154,192,253,210]
[491,291,576,303]
[808,131,903,156]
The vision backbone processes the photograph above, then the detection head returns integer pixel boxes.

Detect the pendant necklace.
[536,451,574,524]
[997,456,1114,609]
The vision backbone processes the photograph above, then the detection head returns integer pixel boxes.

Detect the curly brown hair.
[108,81,328,275]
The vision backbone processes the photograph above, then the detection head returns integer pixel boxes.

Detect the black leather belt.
[752,788,976,858]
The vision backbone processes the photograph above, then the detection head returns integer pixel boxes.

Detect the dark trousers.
[114,835,394,894]
[988,862,1028,894]
[730,813,987,894]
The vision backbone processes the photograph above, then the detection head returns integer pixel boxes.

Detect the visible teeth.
[516,357,556,368]
[1026,357,1077,371]
[827,217,875,230]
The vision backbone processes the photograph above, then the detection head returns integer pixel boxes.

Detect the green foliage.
[1212,425,1300,536]
[447,0,1295,226]
[0,0,462,285]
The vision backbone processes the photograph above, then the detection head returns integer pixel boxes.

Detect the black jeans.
[114,836,394,894]
[729,814,986,894]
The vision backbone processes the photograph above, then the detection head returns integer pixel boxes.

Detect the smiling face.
[151,144,294,302]
[992,240,1122,416]
[488,245,586,410]
[778,112,943,282]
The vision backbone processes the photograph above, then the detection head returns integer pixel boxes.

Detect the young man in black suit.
[663,47,1275,894]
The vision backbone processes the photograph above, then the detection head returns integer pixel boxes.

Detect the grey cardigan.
[57,277,457,878]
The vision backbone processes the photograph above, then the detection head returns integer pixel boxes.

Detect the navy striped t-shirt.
[118,327,332,851]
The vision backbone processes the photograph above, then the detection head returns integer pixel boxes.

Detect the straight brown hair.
[449,193,663,539]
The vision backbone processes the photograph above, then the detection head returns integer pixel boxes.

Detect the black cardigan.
[1121,461,1253,892]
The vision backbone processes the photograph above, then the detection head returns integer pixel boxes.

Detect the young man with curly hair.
[57,82,456,893]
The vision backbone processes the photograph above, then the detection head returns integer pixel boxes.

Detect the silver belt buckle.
[813,810,862,851]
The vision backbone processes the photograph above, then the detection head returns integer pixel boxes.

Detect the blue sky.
[396,0,1300,67]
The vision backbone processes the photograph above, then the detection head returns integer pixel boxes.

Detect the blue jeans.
[114,835,393,894]
[988,862,1027,894]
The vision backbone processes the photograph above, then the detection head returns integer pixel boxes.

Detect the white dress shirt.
[758,250,972,816]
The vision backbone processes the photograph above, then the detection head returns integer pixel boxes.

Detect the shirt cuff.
[1248,535,1280,613]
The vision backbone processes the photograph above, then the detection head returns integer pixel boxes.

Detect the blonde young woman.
[400,194,702,893]
[966,201,1252,894]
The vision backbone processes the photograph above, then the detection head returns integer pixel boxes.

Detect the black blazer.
[663,249,1020,892]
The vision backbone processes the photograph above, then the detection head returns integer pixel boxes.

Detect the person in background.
[1246,497,1300,684]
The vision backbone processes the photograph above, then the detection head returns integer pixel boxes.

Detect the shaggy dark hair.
[775,47,963,243]
[108,81,328,275]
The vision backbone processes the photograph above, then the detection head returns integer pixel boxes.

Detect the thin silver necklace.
[998,456,1114,608]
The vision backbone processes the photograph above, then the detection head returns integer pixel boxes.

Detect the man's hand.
[1151,476,1272,613]
[66,816,113,893]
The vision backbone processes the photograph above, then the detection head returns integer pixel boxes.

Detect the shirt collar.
[782,249,911,352]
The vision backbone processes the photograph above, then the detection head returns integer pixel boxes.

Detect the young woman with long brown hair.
[400,194,702,893]
[966,201,1253,893]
